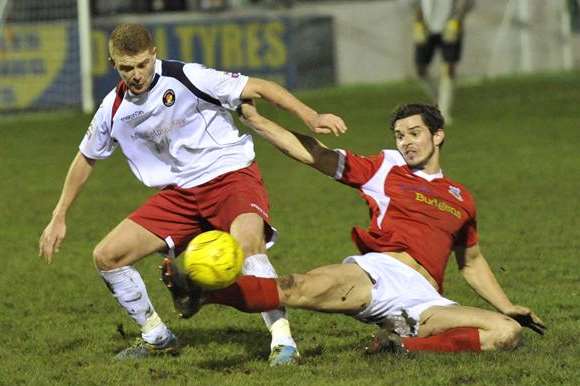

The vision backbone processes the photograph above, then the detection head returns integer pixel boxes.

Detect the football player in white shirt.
[412,0,474,123]
[38,23,347,363]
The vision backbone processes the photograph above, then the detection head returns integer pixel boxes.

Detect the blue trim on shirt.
[161,60,222,107]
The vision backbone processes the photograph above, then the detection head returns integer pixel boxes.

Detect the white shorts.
[343,252,456,336]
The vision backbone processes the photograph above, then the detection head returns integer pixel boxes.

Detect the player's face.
[111,47,157,95]
[393,114,443,171]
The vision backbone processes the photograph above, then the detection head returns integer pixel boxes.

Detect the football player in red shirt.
[163,102,544,353]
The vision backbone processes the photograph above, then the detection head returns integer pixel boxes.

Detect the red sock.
[205,275,280,312]
[402,327,481,352]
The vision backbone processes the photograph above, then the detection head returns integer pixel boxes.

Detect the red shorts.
[129,162,274,256]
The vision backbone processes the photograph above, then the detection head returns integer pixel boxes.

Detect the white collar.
[412,168,444,181]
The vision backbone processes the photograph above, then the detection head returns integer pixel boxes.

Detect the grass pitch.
[1,73,579,385]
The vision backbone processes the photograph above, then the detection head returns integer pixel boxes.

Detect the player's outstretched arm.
[39,152,96,263]
[239,102,339,177]
[241,78,347,136]
[455,244,546,334]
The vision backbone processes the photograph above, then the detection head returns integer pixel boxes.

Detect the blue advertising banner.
[1,15,334,111]
[0,21,81,110]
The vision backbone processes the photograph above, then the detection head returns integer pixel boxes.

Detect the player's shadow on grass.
[113,318,380,368]
[173,325,353,369]
[174,325,272,369]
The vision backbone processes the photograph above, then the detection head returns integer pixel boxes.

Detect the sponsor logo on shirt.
[120,110,145,122]
[448,185,464,202]
[226,72,240,78]
[415,192,461,219]
[163,89,176,107]
[130,118,188,141]
[399,183,432,195]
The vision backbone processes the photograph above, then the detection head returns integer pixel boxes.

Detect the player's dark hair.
[109,24,154,56]
[389,103,445,134]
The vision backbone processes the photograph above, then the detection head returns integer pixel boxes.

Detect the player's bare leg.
[277,263,373,314]
[94,218,178,359]
[230,213,300,366]
[417,305,522,350]
[368,304,522,354]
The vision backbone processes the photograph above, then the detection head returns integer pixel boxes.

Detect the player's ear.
[108,57,115,67]
[433,129,445,147]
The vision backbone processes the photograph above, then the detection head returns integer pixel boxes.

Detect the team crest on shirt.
[448,185,464,202]
[163,89,176,107]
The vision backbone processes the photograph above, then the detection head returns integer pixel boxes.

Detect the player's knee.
[236,233,265,257]
[278,273,336,310]
[492,319,523,351]
[93,242,122,271]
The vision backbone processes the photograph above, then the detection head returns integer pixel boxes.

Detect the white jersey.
[419,0,454,33]
[80,59,254,189]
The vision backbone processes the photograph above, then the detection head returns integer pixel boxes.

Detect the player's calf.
[277,273,317,309]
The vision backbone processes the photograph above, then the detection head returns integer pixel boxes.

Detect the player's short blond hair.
[109,23,154,56]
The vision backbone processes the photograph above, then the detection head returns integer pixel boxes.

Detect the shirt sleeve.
[184,64,249,111]
[79,103,117,159]
[455,211,479,248]
[334,150,385,188]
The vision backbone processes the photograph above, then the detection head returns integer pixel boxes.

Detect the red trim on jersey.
[111,80,127,127]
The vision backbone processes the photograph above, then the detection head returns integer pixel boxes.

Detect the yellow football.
[183,230,244,290]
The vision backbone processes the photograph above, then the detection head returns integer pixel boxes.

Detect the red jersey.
[336,149,478,292]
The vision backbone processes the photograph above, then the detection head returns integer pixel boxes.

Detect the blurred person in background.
[412,0,474,124]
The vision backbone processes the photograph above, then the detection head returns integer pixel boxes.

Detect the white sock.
[142,311,173,346]
[420,76,438,102]
[242,254,297,349]
[100,266,172,345]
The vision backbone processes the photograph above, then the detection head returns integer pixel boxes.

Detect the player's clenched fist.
[308,113,348,136]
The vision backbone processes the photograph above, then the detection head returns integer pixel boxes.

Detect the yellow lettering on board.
[174,26,195,62]
[221,24,243,68]
[197,26,218,67]
[245,23,262,69]
[154,26,168,59]
[264,21,286,68]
